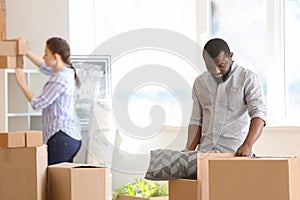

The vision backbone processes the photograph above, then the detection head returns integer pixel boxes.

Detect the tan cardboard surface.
[0,132,25,147]
[197,153,235,181]
[0,145,48,200]
[25,130,43,147]
[169,179,199,200]
[209,157,300,200]
[48,162,111,200]
[0,40,16,56]
[0,55,23,68]
[0,39,27,56]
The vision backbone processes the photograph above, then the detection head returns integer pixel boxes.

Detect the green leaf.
[113,179,169,199]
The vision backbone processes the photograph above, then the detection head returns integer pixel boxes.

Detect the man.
[184,38,267,157]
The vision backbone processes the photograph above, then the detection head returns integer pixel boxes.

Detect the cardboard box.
[118,195,168,200]
[0,38,27,56]
[169,179,199,200]
[209,157,300,200]
[0,145,48,200]
[0,1,5,9]
[0,131,25,147]
[197,153,235,200]
[25,130,43,147]
[48,162,111,200]
[0,31,6,40]
[0,55,23,68]
[197,153,235,181]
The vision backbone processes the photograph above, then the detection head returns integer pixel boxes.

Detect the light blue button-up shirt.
[190,62,267,153]
[31,62,81,142]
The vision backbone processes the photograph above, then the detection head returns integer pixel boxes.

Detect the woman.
[15,37,82,165]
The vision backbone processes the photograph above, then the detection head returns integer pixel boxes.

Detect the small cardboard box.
[48,162,111,200]
[118,195,168,200]
[0,145,48,200]
[25,130,43,147]
[0,55,23,68]
[209,157,300,200]
[0,132,25,147]
[0,38,27,56]
[169,179,199,200]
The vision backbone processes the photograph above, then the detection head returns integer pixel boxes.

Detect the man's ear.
[230,52,233,58]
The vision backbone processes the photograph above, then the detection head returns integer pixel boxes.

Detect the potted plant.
[113,179,168,200]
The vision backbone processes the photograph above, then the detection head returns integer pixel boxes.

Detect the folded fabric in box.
[145,149,197,180]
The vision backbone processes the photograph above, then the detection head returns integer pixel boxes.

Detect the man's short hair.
[203,38,231,59]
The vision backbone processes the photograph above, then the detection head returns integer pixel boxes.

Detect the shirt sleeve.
[30,75,67,110]
[40,61,54,76]
[189,80,203,126]
[245,72,267,124]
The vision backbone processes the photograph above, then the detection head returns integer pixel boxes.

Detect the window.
[200,0,300,126]
[285,0,300,121]
[70,0,198,128]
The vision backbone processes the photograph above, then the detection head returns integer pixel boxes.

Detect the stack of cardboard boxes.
[0,0,26,69]
[0,131,47,200]
[0,38,27,68]
[0,0,6,40]
[0,131,112,200]
[169,153,300,200]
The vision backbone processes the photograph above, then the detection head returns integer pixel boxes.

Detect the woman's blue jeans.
[47,130,82,165]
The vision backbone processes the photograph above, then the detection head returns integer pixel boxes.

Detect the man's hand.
[235,143,252,157]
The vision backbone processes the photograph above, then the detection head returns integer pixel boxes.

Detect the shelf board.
[7,113,41,117]
[0,68,40,73]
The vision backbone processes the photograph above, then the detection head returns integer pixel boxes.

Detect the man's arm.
[183,124,202,151]
[236,117,265,156]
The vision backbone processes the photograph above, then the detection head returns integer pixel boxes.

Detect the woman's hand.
[15,68,28,88]
[15,68,35,102]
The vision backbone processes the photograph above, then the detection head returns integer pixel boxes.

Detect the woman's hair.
[46,37,81,88]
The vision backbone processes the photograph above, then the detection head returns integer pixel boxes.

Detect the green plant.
[113,179,168,200]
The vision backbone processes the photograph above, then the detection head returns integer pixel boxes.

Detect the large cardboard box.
[118,195,168,200]
[209,157,300,200]
[197,153,235,181]
[169,179,199,200]
[0,55,23,68]
[48,162,111,200]
[0,145,48,200]
[0,38,27,56]
[197,153,235,200]
[168,153,235,200]
[0,131,25,147]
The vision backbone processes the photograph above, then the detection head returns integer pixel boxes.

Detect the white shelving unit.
[0,68,48,132]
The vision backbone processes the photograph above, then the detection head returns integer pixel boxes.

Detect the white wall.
[6,0,70,67]
[255,127,300,156]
